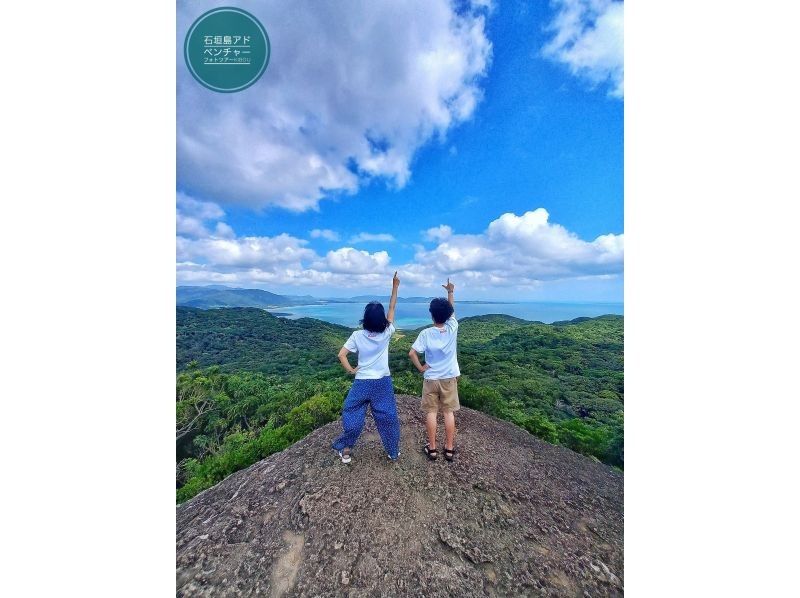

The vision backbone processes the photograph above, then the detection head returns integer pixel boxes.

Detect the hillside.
[176,307,350,374]
[177,395,623,597]
[444,314,623,426]
[176,310,623,502]
[177,286,296,309]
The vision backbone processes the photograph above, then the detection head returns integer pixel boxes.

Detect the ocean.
[268,301,623,329]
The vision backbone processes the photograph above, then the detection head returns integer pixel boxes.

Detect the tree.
[522,412,559,444]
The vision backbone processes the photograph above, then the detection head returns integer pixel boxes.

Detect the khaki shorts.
[421,377,460,413]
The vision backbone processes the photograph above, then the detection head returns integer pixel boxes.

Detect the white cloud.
[349,233,396,244]
[177,234,316,269]
[176,213,210,239]
[176,192,227,238]
[213,222,235,239]
[322,247,391,274]
[310,229,340,242]
[175,264,242,284]
[414,208,623,285]
[176,192,225,220]
[177,1,492,211]
[424,224,453,242]
[176,206,622,293]
[543,0,623,98]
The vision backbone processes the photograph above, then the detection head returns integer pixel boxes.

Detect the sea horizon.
[267,300,623,329]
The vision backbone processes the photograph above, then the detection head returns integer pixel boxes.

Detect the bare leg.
[426,411,438,449]
[443,411,456,450]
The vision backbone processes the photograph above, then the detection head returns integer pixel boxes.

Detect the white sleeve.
[343,332,358,353]
[446,315,458,331]
[411,331,426,353]
[387,323,396,336]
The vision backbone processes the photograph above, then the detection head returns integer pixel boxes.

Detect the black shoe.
[423,444,438,461]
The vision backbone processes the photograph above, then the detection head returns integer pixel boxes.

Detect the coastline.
[265,301,624,329]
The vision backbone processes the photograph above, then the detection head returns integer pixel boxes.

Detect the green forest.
[176,307,623,503]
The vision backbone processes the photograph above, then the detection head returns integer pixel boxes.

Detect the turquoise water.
[268,301,623,329]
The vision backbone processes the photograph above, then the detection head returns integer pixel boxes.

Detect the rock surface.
[177,395,623,596]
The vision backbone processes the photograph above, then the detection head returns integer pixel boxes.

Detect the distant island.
[177,285,515,309]
[177,285,308,309]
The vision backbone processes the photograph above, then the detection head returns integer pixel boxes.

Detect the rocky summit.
[177,395,623,597]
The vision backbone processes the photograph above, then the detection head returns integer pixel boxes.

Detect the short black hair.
[429,297,454,324]
[360,301,390,333]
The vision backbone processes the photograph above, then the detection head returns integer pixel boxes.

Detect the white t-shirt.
[343,323,396,379]
[411,315,460,380]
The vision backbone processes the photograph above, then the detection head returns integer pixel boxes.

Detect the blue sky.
[177,0,623,301]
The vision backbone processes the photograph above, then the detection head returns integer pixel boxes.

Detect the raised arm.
[442,277,455,309]
[387,271,400,323]
[338,346,357,375]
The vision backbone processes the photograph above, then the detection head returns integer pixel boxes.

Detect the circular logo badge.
[184,7,270,93]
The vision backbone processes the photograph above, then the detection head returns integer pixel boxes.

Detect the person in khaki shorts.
[408,278,460,462]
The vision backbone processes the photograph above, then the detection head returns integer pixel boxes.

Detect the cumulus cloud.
[176,192,225,220]
[176,205,622,292]
[322,248,391,274]
[177,234,316,269]
[414,208,623,286]
[424,225,453,242]
[542,0,623,98]
[177,0,492,211]
[176,192,227,238]
[176,192,396,287]
[310,229,340,242]
[214,222,235,239]
[176,213,211,239]
[349,233,396,244]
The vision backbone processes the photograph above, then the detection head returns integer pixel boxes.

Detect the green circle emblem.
[184,7,270,93]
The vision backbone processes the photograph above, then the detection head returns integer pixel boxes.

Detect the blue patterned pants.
[332,376,400,459]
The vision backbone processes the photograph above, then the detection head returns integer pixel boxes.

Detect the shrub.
[459,379,503,416]
[557,418,611,461]
[522,412,559,444]
[283,393,341,442]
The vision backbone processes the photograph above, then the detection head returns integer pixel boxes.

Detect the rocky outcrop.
[177,395,623,596]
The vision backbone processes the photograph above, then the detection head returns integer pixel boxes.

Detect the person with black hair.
[408,278,460,462]
[331,272,401,464]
